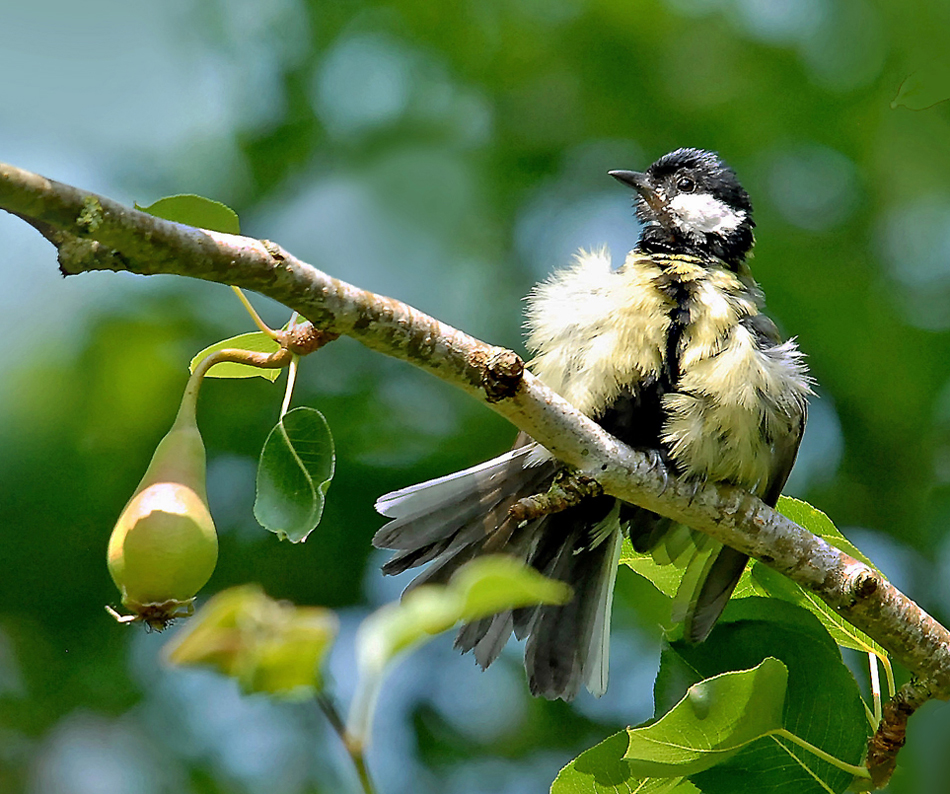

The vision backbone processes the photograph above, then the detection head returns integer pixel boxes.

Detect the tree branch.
[2,160,949,711]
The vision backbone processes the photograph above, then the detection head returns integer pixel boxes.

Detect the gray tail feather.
[375,445,543,519]
[373,445,554,579]
[522,507,622,699]
[682,546,749,643]
[455,612,515,669]
[374,449,623,701]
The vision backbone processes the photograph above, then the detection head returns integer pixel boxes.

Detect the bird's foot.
[642,448,670,495]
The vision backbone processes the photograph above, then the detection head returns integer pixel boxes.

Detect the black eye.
[677,177,696,193]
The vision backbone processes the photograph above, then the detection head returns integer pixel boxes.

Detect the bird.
[373,147,812,701]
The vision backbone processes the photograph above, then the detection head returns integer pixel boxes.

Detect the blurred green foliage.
[2,0,950,792]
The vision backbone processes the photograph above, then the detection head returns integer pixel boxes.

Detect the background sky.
[2,1,950,792]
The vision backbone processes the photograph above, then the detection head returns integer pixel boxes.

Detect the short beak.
[608,170,663,213]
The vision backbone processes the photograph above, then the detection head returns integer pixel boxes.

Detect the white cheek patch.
[669,192,746,236]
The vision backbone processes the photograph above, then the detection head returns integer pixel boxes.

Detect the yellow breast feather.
[525,248,672,416]
[663,324,811,491]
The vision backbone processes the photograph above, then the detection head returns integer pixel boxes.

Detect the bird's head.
[610,148,755,267]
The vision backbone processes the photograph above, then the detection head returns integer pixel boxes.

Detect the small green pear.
[107,393,218,629]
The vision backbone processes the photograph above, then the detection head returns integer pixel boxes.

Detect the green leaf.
[621,498,889,659]
[135,193,241,234]
[357,556,571,672]
[776,496,879,571]
[246,610,339,696]
[552,731,698,794]
[165,585,253,677]
[619,498,878,592]
[190,332,283,382]
[349,556,571,745]
[620,533,762,631]
[891,57,950,110]
[164,585,338,698]
[750,563,887,658]
[654,599,868,794]
[623,658,788,777]
[254,407,335,542]
[766,497,888,657]
[452,554,574,623]
[620,537,684,600]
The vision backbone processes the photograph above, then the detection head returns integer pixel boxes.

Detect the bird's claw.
[684,476,703,506]
[643,449,670,496]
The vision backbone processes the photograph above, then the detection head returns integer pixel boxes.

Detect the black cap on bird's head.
[609,148,755,267]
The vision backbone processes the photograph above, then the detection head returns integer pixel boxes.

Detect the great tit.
[373,148,812,701]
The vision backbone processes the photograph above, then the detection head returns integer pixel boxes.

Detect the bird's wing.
[675,316,809,643]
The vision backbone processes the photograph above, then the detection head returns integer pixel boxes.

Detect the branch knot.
[280,322,339,355]
[480,349,524,402]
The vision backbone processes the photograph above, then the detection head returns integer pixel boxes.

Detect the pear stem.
[176,346,294,429]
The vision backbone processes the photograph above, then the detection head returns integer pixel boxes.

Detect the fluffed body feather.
[528,248,810,490]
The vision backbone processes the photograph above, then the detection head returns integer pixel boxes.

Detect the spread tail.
[374,446,623,700]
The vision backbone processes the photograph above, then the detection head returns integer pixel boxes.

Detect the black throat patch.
[638,226,753,272]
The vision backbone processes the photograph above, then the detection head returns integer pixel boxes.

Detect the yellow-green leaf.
[165,585,338,698]
[349,557,571,745]
[136,193,241,234]
[190,333,283,382]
